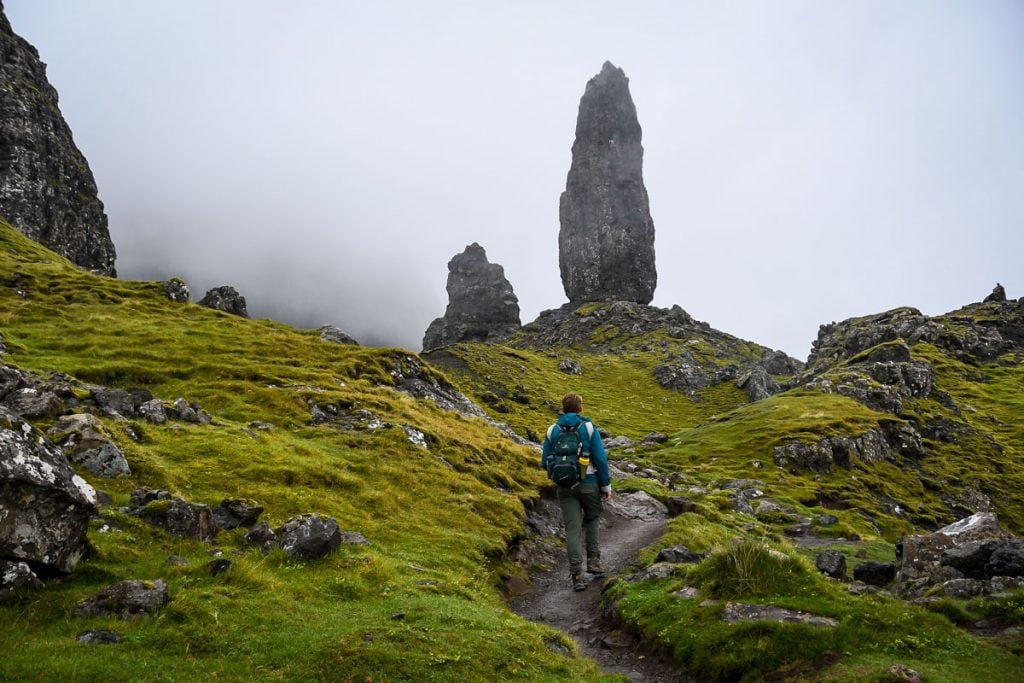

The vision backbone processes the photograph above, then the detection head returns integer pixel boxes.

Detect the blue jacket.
[540,413,611,492]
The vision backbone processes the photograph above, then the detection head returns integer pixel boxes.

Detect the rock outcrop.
[199,286,248,317]
[559,61,656,304]
[894,512,1024,598]
[422,243,520,350]
[0,4,117,275]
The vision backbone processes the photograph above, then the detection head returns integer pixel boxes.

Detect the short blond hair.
[561,392,583,414]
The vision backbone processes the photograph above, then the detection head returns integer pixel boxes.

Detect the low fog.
[8,1,1024,356]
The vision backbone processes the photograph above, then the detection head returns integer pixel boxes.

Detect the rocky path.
[510,497,692,682]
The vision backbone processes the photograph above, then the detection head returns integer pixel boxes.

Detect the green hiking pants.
[557,482,603,573]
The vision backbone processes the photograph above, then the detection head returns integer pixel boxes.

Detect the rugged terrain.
[2,220,1023,681]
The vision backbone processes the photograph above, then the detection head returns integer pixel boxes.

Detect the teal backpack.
[546,419,594,488]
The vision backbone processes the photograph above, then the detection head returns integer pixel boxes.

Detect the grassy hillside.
[0,221,611,681]
[433,298,1024,680]
[3,218,1022,681]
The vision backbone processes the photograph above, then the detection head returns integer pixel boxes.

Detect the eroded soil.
[509,497,693,682]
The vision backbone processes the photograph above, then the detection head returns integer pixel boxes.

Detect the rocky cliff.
[559,62,656,305]
[0,2,116,275]
[422,243,521,350]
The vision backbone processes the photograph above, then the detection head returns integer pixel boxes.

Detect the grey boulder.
[815,550,848,580]
[276,514,342,560]
[74,579,169,619]
[0,407,97,573]
[318,325,359,345]
[199,286,248,317]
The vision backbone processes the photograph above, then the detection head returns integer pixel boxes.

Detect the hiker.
[541,392,612,591]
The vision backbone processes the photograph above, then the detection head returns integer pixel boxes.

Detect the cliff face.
[0,3,116,275]
[559,62,656,305]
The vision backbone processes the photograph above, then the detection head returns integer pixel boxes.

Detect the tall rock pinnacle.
[559,61,655,304]
[0,3,117,275]
[422,243,521,350]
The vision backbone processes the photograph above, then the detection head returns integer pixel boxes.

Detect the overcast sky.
[7,1,1023,357]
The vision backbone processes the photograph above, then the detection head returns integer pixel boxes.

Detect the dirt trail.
[510,502,692,682]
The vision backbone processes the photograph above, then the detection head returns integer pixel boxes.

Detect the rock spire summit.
[559,61,656,304]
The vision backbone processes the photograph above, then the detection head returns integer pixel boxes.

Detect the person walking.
[541,392,612,591]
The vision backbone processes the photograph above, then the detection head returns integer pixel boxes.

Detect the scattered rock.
[76,629,123,645]
[0,559,43,601]
[402,425,429,449]
[69,442,130,478]
[207,559,232,576]
[47,413,131,477]
[674,586,701,599]
[138,399,167,424]
[276,514,342,560]
[90,388,135,419]
[722,602,838,628]
[199,286,249,317]
[165,555,190,567]
[608,491,667,521]
[983,283,1006,304]
[666,496,696,517]
[163,278,190,302]
[167,398,211,424]
[422,243,521,349]
[626,562,676,583]
[558,359,582,375]
[211,498,263,530]
[642,431,668,444]
[133,489,215,541]
[3,387,63,418]
[318,325,359,345]
[339,531,371,546]
[754,499,797,522]
[854,561,896,587]
[559,62,656,305]
[941,578,988,599]
[74,579,169,619]
[815,514,839,526]
[886,663,923,683]
[603,435,635,450]
[815,551,848,580]
[244,522,277,553]
[655,545,702,564]
[0,407,97,574]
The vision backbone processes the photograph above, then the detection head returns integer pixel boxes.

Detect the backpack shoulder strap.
[546,424,558,441]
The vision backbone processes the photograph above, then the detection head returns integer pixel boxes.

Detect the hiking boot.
[586,557,606,575]
[571,570,587,591]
